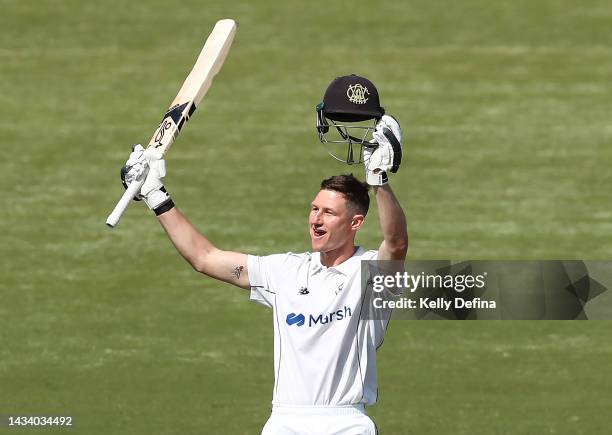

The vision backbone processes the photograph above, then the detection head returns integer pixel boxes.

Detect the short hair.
[320,174,370,215]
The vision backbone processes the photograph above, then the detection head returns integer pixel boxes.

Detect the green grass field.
[2,0,612,433]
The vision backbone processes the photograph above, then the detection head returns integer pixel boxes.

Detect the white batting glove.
[363,115,403,186]
[121,144,174,215]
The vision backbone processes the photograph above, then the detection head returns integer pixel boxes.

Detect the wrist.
[144,186,172,211]
[153,198,175,216]
[366,169,388,186]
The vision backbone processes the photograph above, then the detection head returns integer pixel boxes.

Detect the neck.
[320,244,358,267]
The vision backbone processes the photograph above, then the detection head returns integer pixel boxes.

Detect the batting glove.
[121,144,174,215]
[363,115,403,186]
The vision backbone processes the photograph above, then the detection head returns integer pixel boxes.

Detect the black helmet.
[316,75,385,164]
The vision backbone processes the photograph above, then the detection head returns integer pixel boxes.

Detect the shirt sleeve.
[247,254,279,308]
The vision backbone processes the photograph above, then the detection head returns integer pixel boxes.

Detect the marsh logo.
[286,313,305,326]
[286,306,352,327]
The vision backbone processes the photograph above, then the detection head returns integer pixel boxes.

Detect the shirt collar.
[311,246,365,276]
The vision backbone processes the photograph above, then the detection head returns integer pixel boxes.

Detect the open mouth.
[312,227,327,238]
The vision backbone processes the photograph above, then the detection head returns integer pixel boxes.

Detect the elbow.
[191,256,208,275]
[192,261,206,275]
[191,250,214,275]
[190,246,222,276]
[388,235,409,258]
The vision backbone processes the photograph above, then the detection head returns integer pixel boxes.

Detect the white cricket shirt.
[247,247,392,407]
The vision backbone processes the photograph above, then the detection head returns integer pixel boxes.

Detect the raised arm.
[373,184,408,261]
[120,145,250,289]
[363,115,409,261]
[157,207,250,289]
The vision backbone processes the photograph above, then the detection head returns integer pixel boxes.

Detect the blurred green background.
[1,0,611,433]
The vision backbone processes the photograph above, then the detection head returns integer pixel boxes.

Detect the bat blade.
[149,18,238,155]
[106,19,238,228]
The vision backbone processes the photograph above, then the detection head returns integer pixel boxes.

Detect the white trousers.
[261,405,377,435]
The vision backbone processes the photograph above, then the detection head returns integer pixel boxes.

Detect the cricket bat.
[106,19,238,228]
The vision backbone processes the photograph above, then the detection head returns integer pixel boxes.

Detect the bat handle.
[106,178,146,228]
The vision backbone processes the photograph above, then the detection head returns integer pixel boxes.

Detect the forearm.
[156,207,250,288]
[157,207,218,271]
[119,146,248,287]
[374,184,408,259]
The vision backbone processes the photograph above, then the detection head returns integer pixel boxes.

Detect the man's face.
[309,189,363,252]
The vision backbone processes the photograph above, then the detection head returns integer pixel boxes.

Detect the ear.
[350,214,365,231]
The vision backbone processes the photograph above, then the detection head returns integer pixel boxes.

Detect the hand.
[363,115,403,186]
[120,144,174,214]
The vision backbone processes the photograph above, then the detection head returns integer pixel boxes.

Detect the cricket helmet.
[316,74,385,164]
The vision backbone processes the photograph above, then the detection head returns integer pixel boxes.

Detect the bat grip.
[106,177,146,228]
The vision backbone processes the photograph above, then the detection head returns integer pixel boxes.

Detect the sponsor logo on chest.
[285,306,352,328]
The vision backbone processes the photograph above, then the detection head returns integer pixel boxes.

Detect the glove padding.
[121,144,172,212]
[363,115,403,186]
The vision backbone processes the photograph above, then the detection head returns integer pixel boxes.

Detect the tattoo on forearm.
[232,265,244,279]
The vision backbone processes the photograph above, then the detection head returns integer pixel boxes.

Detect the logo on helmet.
[347,84,369,105]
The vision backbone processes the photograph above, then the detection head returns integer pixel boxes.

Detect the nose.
[311,210,323,225]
